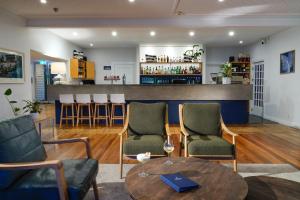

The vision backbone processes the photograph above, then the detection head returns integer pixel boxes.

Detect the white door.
[251,61,264,116]
[35,64,46,101]
[113,62,135,84]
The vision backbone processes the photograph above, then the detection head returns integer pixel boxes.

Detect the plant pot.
[222,77,232,84]
[30,112,39,120]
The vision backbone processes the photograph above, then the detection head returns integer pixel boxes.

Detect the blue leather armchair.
[0,115,99,200]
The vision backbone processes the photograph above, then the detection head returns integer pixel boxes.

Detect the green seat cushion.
[183,103,221,136]
[0,115,47,189]
[123,135,165,155]
[128,102,166,136]
[0,159,98,200]
[188,135,234,156]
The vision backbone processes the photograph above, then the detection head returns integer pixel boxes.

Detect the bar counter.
[48,84,252,124]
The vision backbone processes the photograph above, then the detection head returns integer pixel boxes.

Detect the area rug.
[84,164,300,200]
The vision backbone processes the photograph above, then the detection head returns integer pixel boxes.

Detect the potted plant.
[23,100,42,120]
[3,88,20,116]
[220,62,232,84]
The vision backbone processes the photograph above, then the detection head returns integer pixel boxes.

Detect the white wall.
[205,46,245,83]
[246,27,300,128]
[0,8,80,120]
[84,47,137,84]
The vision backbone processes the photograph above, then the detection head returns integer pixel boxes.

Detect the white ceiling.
[1,0,299,48]
[47,27,286,48]
[1,0,300,18]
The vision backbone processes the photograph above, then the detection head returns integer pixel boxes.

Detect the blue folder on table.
[160,173,199,192]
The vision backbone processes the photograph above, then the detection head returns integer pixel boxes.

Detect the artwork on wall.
[280,50,295,74]
[0,48,24,83]
[103,65,111,70]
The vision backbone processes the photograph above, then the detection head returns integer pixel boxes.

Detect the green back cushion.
[0,115,47,189]
[183,103,221,136]
[128,102,166,136]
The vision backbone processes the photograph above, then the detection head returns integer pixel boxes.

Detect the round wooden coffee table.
[125,157,248,200]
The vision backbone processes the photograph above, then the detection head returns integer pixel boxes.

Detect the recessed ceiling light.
[150,31,156,37]
[189,31,195,37]
[239,40,244,44]
[228,31,235,37]
[112,31,118,37]
[90,43,94,47]
[40,0,47,4]
[72,32,78,36]
[218,0,225,2]
[128,0,135,3]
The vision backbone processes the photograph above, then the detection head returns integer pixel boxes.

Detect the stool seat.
[59,94,75,128]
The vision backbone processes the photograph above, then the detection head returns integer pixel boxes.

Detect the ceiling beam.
[26,16,300,28]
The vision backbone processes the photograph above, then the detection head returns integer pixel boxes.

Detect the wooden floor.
[42,104,300,169]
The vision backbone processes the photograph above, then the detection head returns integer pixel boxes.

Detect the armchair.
[0,115,99,200]
[179,103,238,172]
[119,102,171,178]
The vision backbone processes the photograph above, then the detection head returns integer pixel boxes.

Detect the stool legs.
[93,104,110,127]
[110,103,125,126]
[60,104,75,128]
[77,104,92,128]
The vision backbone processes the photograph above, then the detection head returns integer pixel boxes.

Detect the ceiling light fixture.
[72,32,78,36]
[128,0,135,3]
[40,0,47,4]
[150,31,156,37]
[189,31,195,37]
[228,31,235,37]
[90,43,94,47]
[218,0,225,2]
[239,40,244,44]
[112,31,118,37]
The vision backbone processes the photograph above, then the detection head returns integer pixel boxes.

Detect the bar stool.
[59,94,75,128]
[76,94,92,127]
[110,94,126,126]
[93,94,110,126]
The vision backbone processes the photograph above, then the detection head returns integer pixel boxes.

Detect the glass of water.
[163,139,174,165]
[137,152,151,177]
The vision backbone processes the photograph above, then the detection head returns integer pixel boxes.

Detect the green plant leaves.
[4,88,12,96]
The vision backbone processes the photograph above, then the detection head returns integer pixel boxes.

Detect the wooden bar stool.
[59,94,75,128]
[76,94,92,127]
[110,94,126,126]
[93,94,110,126]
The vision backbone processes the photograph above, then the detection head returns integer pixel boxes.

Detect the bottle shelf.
[140,62,202,64]
[140,74,201,76]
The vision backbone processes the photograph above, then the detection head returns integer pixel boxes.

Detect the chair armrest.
[0,160,62,170]
[165,123,172,137]
[0,160,68,200]
[43,137,92,158]
[119,106,129,137]
[221,117,238,145]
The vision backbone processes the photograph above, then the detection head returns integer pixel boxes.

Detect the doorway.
[250,61,265,122]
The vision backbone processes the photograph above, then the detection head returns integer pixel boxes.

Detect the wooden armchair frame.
[179,104,238,172]
[119,104,171,178]
[0,137,99,200]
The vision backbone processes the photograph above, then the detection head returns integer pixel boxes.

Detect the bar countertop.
[47,84,252,101]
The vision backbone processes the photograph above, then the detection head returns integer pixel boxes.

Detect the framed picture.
[280,50,295,74]
[103,65,111,70]
[0,48,24,83]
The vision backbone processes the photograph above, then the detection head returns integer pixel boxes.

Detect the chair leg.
[89,104,92,128]
[94,104,97,127]
[122,104,125,126]
[120,135,123,179]
[77,104,80,126]
[60,104,64,128]
[233,159,237,172]
[71,104,75,127]
[92,179,99,200]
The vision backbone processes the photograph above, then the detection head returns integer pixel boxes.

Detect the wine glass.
[164,139,174,165]
[137,152,151,177]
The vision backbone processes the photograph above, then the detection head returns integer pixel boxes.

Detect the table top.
[125,157,248,200]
